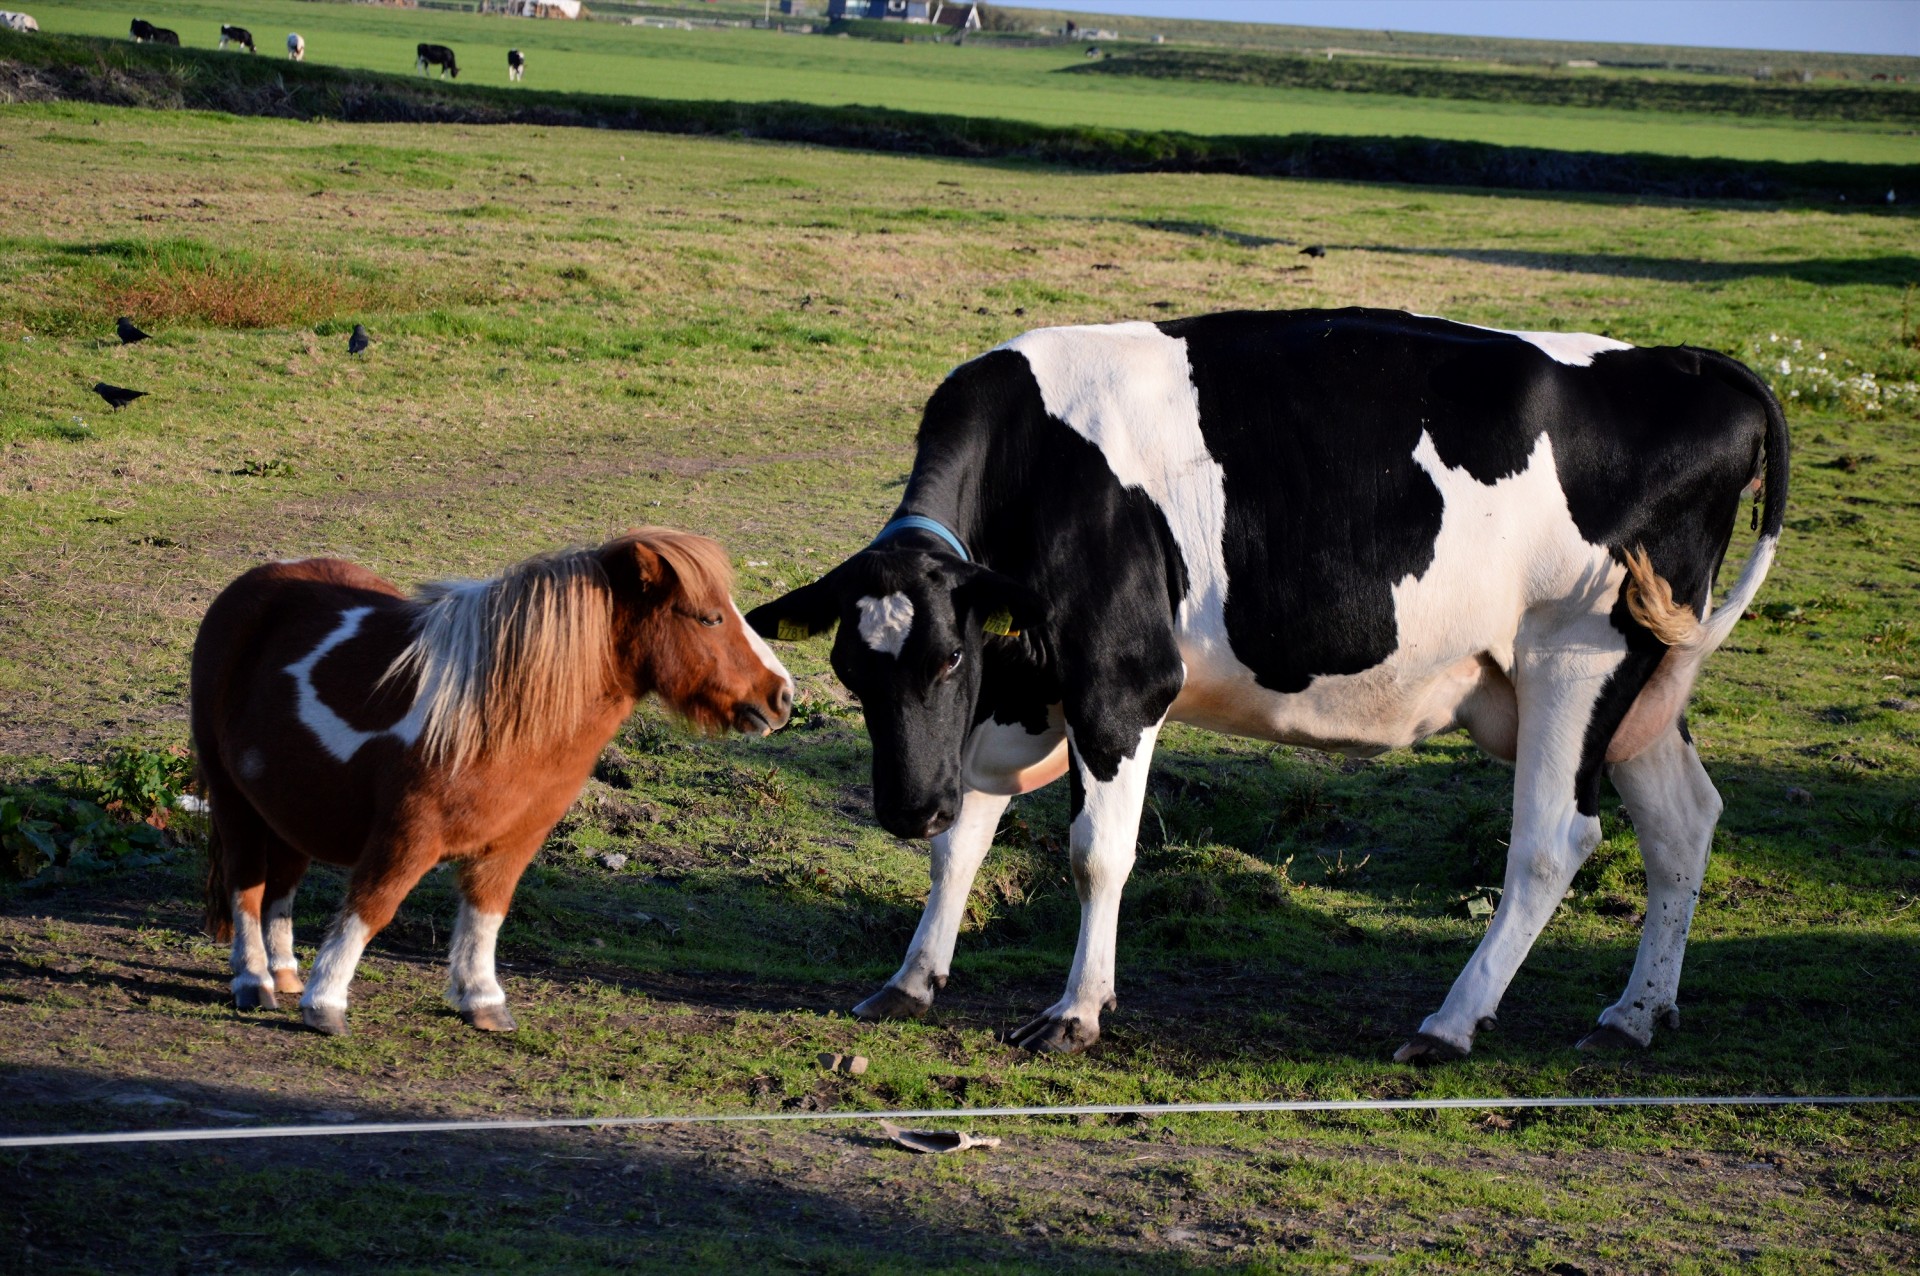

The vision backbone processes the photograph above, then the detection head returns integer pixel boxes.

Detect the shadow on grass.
[1359,246,1920,286]
[1,1066,1202,1273]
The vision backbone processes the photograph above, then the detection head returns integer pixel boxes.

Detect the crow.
[1299,245,1326,258]
[92,382,148,411]
[117,316,151,344]
[348,324,371,355]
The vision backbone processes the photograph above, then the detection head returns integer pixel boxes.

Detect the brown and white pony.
[192,529,793,1036]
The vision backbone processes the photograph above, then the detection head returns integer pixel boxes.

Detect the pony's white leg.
[1398,639,1618,1059]
[228,888,277,1010]
[265,890,302,995]
[1586,727,1722,1049]
[1008,718,1163,1053]
[445,899,513,1032]
[853,788,1012,1021]
[300,911,371,1035]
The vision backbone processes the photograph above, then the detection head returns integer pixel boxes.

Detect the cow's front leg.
[854,787,1010,1021]
[1008,719,1162,1054]
[855,714,1067,1021]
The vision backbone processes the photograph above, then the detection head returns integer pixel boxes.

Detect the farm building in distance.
[825,0,981,28]
[498,0,580,17]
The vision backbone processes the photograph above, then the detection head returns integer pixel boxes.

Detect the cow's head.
[747,547,1047,840]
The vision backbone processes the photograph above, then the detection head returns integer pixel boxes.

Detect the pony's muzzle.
[735,685,791,736]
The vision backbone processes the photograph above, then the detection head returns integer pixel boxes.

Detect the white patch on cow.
[1005,323,1229,657]
[1499,328,1633,367]
[302,913,371,1012]
[1416,313,1633,367]
[285,608,427,763]
[855,592,916,656]
[734,599,793,695]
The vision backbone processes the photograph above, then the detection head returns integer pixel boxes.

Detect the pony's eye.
[699,612,722,627]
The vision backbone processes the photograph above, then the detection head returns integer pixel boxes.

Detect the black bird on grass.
[92,382,148,411]
[116,316,151,344]
[1299,244,1326,258]
[348,324,371,355]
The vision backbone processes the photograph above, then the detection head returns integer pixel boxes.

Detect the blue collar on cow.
[870,515,969,562]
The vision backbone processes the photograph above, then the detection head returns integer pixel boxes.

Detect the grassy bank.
[3,28,1918,204]
[1076,48,1920,125]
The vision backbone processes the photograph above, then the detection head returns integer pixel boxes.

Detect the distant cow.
[508,48,525,82]
[417,43,458,78]
[220,24,255,52]
[130,18,179,44]
[0,11,39,32]
[286,32,304,60]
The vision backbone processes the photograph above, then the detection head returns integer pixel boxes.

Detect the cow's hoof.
[1393,1032,1468,1063]
[852,984,932,1022]
[461,1004,518,1033]
[1661,1006,1681,1031]
[301,1005,350,1036]
[1575,1023,1647,1052]
[273,969,306,995]
[1006,1012,1098,1054]
[233,982,278,1011]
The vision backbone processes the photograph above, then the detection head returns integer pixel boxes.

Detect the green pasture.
[20,0,1920,165]
[0,98,1916,1270]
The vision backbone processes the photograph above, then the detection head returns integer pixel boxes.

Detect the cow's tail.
[1623,352,1789,659]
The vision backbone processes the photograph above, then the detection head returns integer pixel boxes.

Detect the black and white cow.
[508,48,525,82]
[130,18,179,44]
[286,32,304,61]
[220,24,255,52]
[417,43,459,79]
[749,307,1787,1060]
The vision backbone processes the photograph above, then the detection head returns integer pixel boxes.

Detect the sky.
[994,1,1919,57]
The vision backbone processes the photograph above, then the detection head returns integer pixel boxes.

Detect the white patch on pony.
[265,893,298,973]
[302,913,371,1012]
[229,891,271,995]
[237,749,266,780]
[285,607,428,763]
[855,593,916,657]
[734,600,793,695]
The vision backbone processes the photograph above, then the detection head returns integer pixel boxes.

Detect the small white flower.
[1777,359,1792,375]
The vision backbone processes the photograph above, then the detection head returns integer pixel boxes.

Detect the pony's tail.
[201,774,233,943]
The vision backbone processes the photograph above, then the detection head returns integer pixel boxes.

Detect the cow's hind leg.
[1008,719,1162,1054]
[1582,726,1721,1050]
[854,788,1012,1022]
[1397,642,1623,1061]
[300,828,441,1036]
[445,832,544,1032]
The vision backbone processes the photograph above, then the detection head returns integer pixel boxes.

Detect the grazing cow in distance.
[417,43,458,79]
[286,32,304,60]
[220,24,255,52]
[130,18,179,44]
[508,48,525,82]
[0,11,40,33]
[750,307,1788,1061]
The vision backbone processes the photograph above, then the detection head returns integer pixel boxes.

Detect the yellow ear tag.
[776,619,812,641]
[982,609,1019,638]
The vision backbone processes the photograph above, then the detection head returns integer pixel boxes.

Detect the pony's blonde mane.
[382,529,736,770]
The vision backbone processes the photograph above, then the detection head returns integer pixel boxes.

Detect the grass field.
[0,87,1918,1272]
[19,0,1920,166]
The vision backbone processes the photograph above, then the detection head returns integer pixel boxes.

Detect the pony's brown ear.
[602,538,678,600]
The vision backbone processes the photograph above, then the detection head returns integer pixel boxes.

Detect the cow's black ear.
[746,574,843,642]
[954,567,1048,642]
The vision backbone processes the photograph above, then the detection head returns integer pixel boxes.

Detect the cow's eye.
[945,648,963,673]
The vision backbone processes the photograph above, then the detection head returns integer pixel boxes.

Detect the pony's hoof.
[1576,1023,1647,1052]
[852,984,932,1022]
[273,969,306,995]
[1393,1032,1468,1063]
[461,1004,518,1033]
[302,1005,349,1036]
[1005,1011,1099,1054]
[233,983,278,1011]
